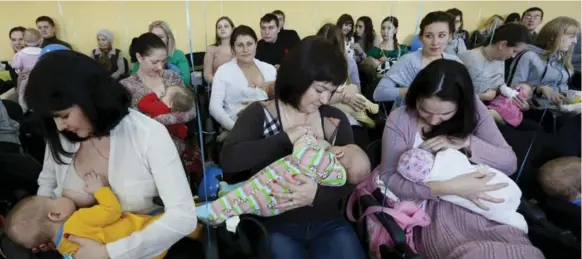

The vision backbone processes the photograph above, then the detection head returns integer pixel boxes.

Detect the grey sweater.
[458,47,505,94]
[509,44,572,107]
[0,100,20,145]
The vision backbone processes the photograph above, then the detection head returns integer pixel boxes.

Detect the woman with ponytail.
[362,16,410,78]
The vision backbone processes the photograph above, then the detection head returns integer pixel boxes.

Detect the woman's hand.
[270,173,317,211]
[445,170,508,210]
[538,86,566,105]
[337,85,366,111]
[420,136,470,153]
[479,89,497,101]
[286,125,312,144]
[66,235,109,259]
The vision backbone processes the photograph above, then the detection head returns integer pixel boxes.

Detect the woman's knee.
[269,232,309,259]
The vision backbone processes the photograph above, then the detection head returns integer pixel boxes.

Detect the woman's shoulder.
[386,106,414,124]
[255,59,276,71]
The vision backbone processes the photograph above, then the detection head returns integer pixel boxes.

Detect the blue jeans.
[269,217,366,259]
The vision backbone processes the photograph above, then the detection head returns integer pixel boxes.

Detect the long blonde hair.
[149,20,176,56]
[479,15,504,34]
[536,16,581,71]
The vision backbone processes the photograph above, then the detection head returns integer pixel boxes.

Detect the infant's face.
[516,83,533,99]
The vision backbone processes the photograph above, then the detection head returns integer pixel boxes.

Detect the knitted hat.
[397,148,435,182]
[96,29,113,42]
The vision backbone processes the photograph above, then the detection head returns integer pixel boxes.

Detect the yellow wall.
[1,1,580,61]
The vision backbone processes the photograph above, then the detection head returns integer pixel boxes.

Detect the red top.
[137,93,188,139]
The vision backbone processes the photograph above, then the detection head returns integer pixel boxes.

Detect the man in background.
[36,16,72,49]
[272,10,300,51]
[521,7,543,42]
[256,14,287,68]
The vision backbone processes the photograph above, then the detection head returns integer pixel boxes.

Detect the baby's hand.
[84,171,106,194]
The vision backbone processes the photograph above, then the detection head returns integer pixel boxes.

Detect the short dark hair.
[272,10,285,18]
[275,36,347,109]
[35,16,55,26]
[129,32,166,63]
[260,14,279,28]
[24,50,131,164]
[505,13,521,24]
[446,8,464,30]
[229,25,258,49]
[405,59,477,140]
[488,23,530,46]
[419,11,455,35]
[8,26,25,39]
[522,7,544,20]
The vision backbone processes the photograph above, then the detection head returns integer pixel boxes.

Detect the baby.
[398,148,528,233]
[331,84,380,128]
[229,86,269,121]
[137,85,195,140]
[12,28,42,74]
[538,156,581,206]
[4,172,201,259]
[13,28,43,111]
[195,134,371,225]
[488,83,532,127]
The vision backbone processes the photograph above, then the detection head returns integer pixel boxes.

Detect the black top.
[279,29,300,50]
[220,102,355,225]
[41,36,72,50]
[256,39,288,66]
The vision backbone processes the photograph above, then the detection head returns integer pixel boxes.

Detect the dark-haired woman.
[220,36,366,259]
[121,32,196,155]
[203,16,235,84]
[17,50,198,259]
[209,25,276,137]
[363,16,409,78]
[352,16,379,63]
[373,11,462,103]
[379,59,543,259]
[336,14,355,58]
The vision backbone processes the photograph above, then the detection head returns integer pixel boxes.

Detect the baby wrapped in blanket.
[196,134,370,225]
[398,148,528,233]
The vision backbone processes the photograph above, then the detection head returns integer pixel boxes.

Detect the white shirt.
[37,110,198,259]
[209,58,277,130]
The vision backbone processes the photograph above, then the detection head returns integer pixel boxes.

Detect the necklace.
[89,138,109,160]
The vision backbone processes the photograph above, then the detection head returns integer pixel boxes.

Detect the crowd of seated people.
[0,4,580,259]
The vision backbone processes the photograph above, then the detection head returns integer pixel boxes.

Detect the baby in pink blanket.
[487,83,532,127]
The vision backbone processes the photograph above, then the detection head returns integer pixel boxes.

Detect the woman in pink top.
[203,16,235,84]
[379,59,543,258]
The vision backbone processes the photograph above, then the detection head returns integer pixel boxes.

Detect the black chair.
[185,52,206,72]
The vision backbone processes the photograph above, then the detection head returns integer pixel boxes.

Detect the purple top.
[379,97,543,259]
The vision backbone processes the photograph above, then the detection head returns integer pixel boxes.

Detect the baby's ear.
[47,211,64,222]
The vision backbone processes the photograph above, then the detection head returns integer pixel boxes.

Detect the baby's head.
[329,144,371,184]
[516,83,533,100]
[162,86,195,112]
[538,156,581,203]
[4,196,76,249]
[24,28,42,48]
[397,148,435,182]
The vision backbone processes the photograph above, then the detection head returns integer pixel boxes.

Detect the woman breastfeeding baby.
[379,59,543,259]
[1,50,198,259]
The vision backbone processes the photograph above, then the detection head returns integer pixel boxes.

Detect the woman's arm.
[220,103,292,173]
[347,55,361,88]
[209,68,236,130]
[373,77,404,102]
[111,51,125,80]
[172,50,191,86]
[373,54,413,102]
[106,123,197,259]
[509,51,536,87]
[468,99,518,175]
[37,144,57,198]
[203,46,216,84]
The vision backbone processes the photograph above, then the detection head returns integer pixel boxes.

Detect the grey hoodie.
[509,44,572,107]
[0,100,20,145]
